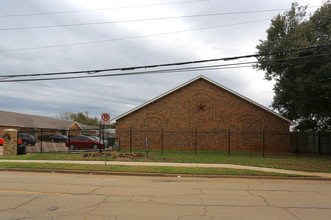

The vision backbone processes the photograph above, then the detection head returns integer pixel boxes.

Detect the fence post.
[318,131,322,155]
[262,130,265,158]
[195,128,197,156]
[296,132,299,158]
[228,129,231,156]
[40,129,43,154]
[99,127,102,139]
[129,127,132,154]
[68,129,71,154]
[312,132,315,153]
[161,128,163,156]
[146,137,148,160]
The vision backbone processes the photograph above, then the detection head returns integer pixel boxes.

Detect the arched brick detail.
[140,113,165,129]
[237,114,263,151]
[237,114,263,132]
[139,113,164,150]
[188,89,215,150]
[188,89,215,130]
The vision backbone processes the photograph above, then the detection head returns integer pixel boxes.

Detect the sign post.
[101,113,110,166]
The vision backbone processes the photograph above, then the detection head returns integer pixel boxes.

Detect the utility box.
[3,129,18,156]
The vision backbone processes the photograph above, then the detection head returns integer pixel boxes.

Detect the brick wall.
[116,78,290,153]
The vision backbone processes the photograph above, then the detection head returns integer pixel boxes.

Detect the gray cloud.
[0,0,324,119]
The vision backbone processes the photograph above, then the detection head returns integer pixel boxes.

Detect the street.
[0,171,331,220]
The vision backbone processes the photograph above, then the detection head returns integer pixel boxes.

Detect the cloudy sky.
[0,0,325,120]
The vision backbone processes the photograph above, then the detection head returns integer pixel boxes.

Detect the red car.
[65,135,103,150]
[0,134,23,146]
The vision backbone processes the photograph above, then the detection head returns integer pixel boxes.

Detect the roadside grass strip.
[1,152,330,173]
[0,162,310,177]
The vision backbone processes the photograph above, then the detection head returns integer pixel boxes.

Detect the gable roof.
[112,75,294,125]
[0,110,99,130]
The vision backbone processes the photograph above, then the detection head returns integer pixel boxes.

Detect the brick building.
[0,110,99,138]
[114,75,294,153]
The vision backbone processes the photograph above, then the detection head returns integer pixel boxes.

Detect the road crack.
[284,208,300,220]
[2,195,43,212]
[258,195,270,206]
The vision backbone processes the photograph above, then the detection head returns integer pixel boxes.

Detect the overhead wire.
[0,46,329,82]
[1,55,330,83]
[0,5,322,52]
[0,61,255,79]
[1,44,329,79]
[0,61,249,78]
[0,63,254,82]
[0,7,320,31]
[0,19,271,52]
[0,0,209,18]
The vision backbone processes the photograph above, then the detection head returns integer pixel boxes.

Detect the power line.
[0,19,271,52]
[1,45,326,78]
[0,0,209,18]
[1,54,330,83]
[0,61,255,78]
[0,62,256,82]
[0,45,329,82]
[2,45,329,78]
[0,7,319,31]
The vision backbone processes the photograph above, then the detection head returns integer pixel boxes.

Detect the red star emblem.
[196,103,206,111]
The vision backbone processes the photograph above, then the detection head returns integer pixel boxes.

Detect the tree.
[70,112,100,126]
[58,111,100,126]
[58,111,71,121]
[255,1,331,131]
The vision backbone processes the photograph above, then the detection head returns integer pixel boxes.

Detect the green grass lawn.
[0,162,308,177]
[1,149,330,173]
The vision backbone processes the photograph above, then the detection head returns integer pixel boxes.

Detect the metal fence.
[1,128,330,156]
[116,129,331,157]
[0,128,119,154]
[290,132,331,155]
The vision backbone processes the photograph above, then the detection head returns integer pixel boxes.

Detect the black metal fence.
[116,128,331,157]
[290,132,331,155]
[1,128,330,156]
[0,128,119,154]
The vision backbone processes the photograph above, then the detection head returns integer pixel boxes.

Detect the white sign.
[101,113,110,124]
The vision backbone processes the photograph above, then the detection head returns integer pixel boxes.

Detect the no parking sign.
[101,113,110,125]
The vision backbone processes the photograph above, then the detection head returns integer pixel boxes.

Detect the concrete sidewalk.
[1,159,331,179]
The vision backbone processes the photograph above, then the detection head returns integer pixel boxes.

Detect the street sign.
[101,113,110,125]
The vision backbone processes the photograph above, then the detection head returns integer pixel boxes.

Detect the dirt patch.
[83,152,144,160]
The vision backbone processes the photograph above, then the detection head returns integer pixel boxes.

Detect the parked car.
[0,134,23,146]
[65,135,104,150]
[19,134,37,146]
[89,136,100,142]
[49,135,68,143]
[89,136,108,146]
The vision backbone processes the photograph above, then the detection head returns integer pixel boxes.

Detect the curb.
[1,167,331,181]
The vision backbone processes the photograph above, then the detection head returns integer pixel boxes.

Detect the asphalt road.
[0,171,331,220]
